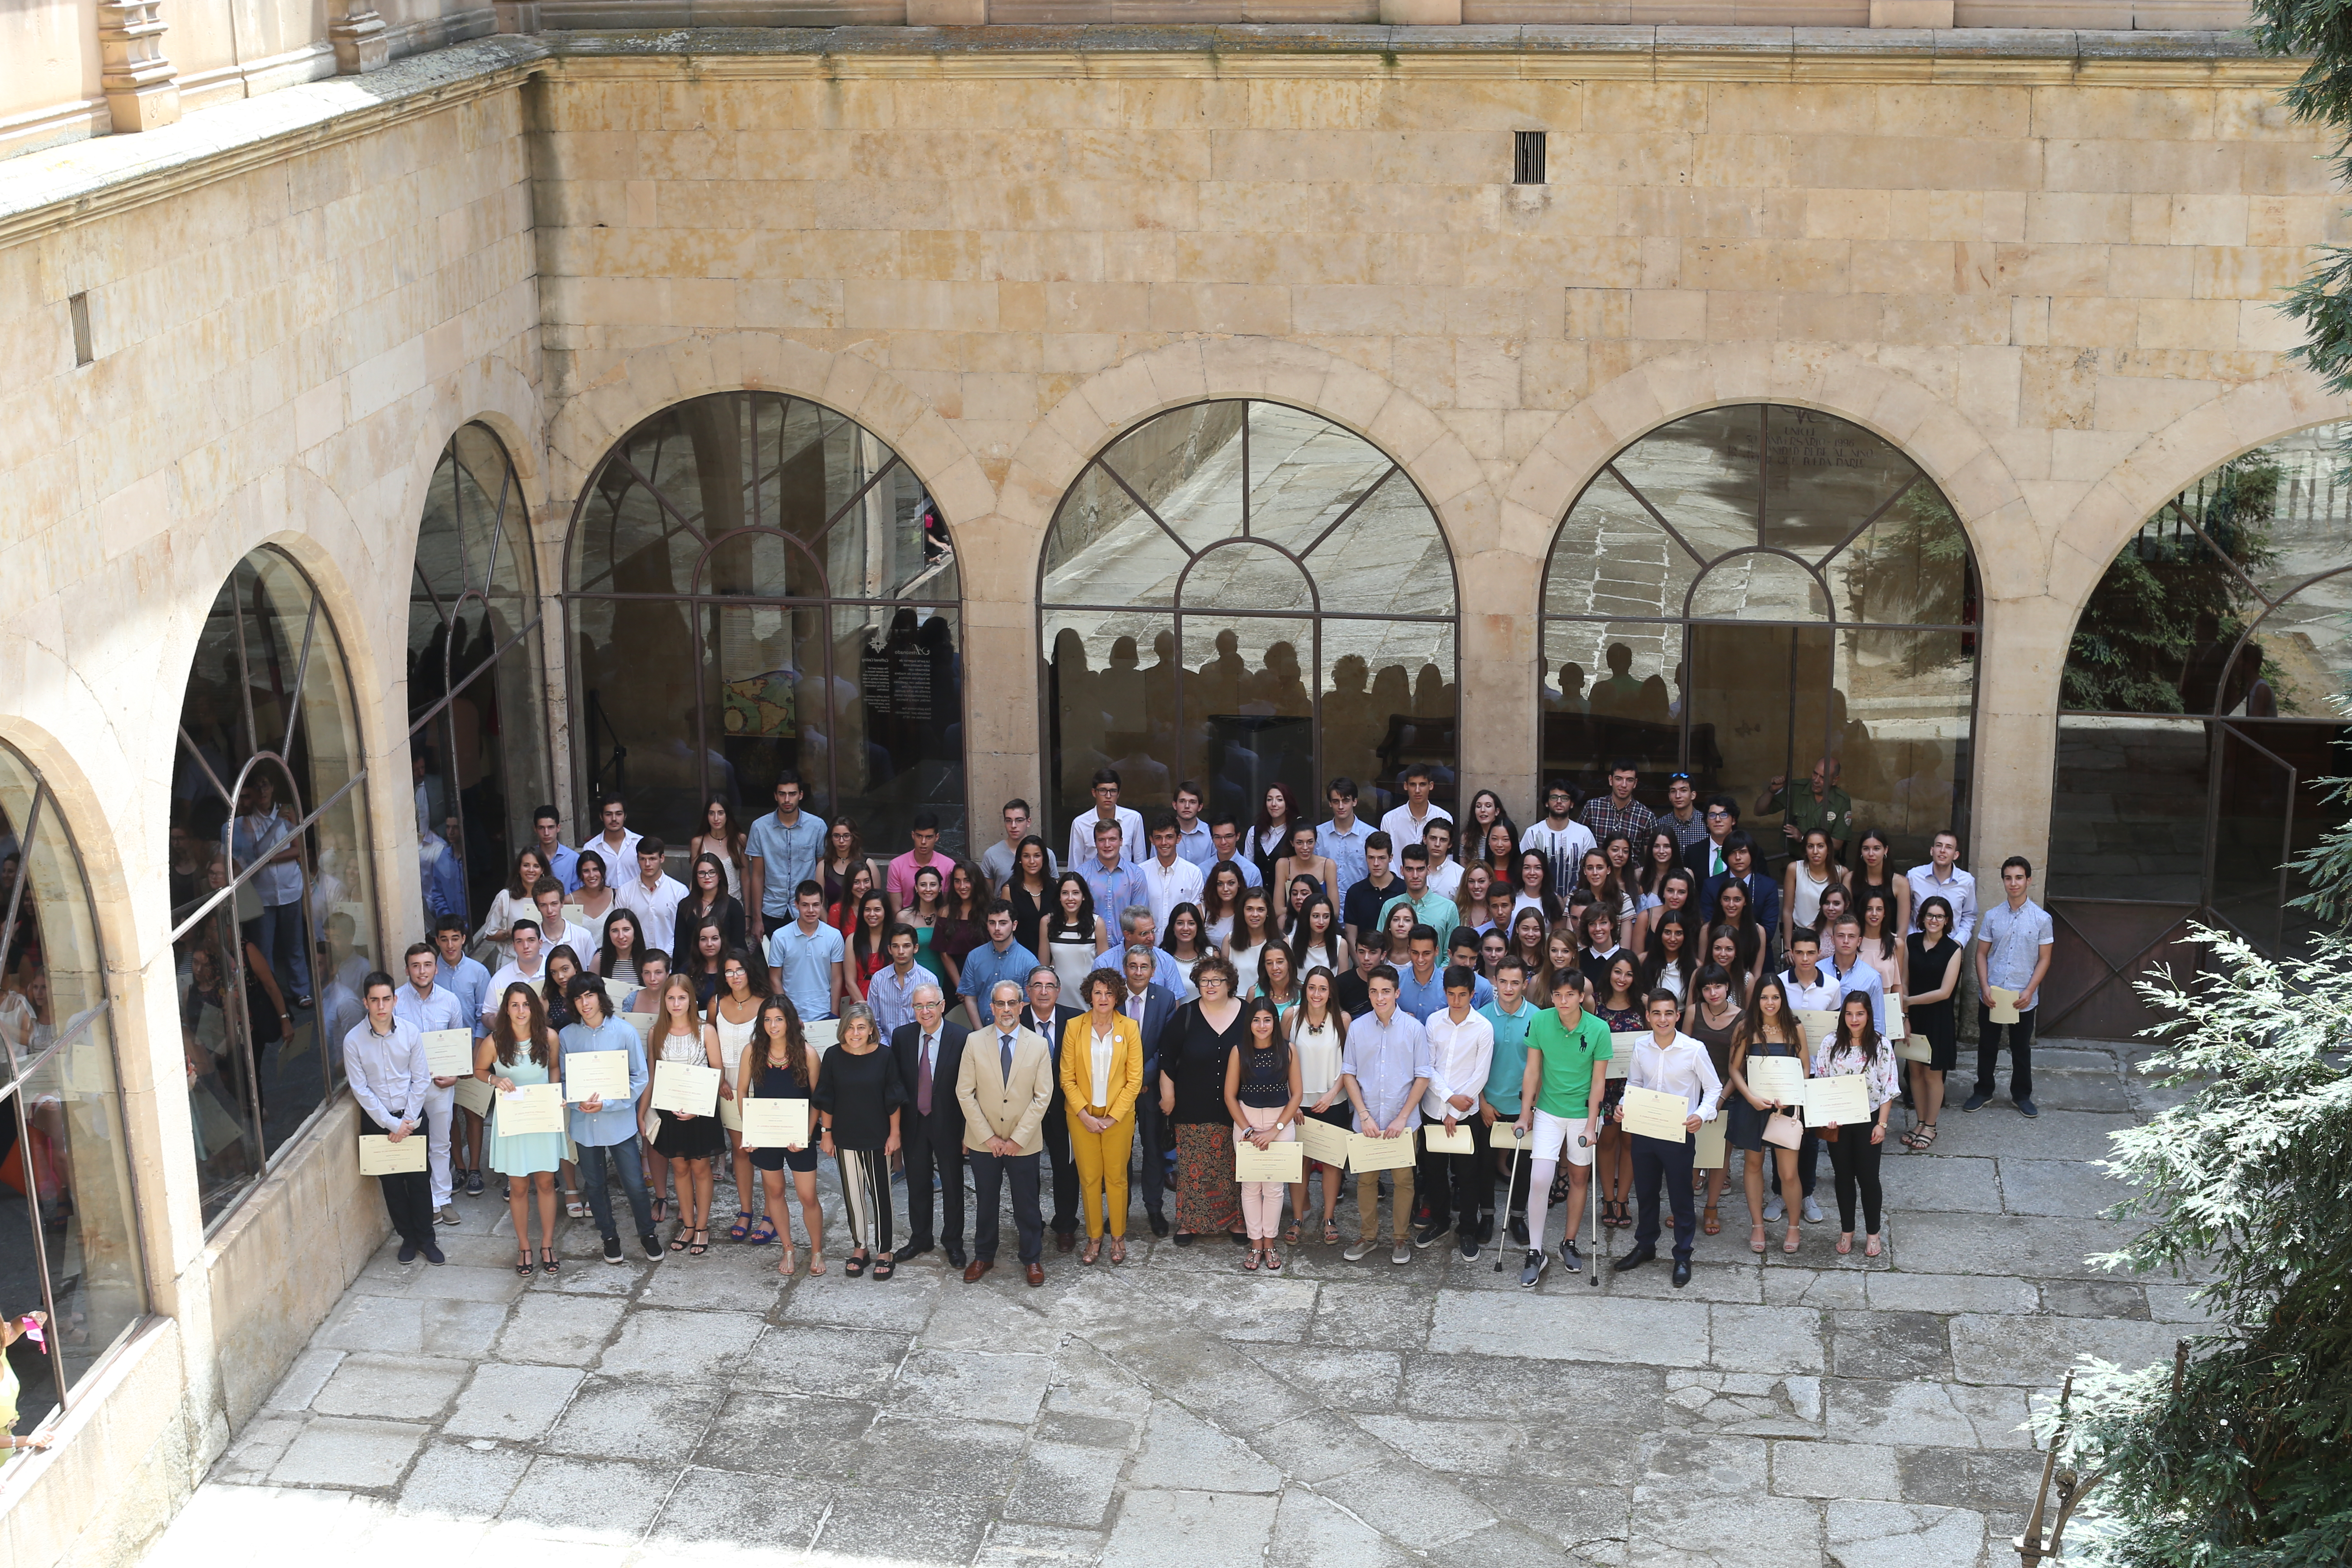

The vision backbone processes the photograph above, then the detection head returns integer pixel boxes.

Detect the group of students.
[347,760,2053,1287]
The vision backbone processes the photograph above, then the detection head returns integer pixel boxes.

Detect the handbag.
[1762,1110,1804,1151]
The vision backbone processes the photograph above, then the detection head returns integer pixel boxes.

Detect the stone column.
[1965,590,2069,892]
[97,0,180,134]
[1455,546,1540,809]
[329,4,390,74]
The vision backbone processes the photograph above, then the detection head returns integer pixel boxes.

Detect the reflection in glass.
[1038,401,1458,856]
[175,548,377,1225]
[1541,404,1977,870]
[569,392,965,857]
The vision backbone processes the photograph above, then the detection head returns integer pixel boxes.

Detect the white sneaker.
[1764,1194,1785,1223]
[1802,1196,1824,1225]
[1391,1242,1411,1265]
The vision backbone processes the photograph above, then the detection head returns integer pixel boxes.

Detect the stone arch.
[387,353,549,599]
[544,332,995,549]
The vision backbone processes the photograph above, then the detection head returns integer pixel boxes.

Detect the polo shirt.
[764,919,845,1021]
[1478,998,1538,1114]
[1376,888,1460,947]
[1342,874,1404,937]
[1527,1009,1613,1120]
[957,939,1041,1007]
[1171,818,1217,869]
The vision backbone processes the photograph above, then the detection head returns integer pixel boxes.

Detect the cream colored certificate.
[358,1133,428,1175]
[1488,1122,1530,1150]
[563,904,588,931]
[1609,1032,1644,1078]
[1986,985,2021,1024]
[1620,1085,1692,1142]
[1882,990,1906,1040]
[719,1092,742,1131]
[1744,1055,1806,1106]
[1347,1129,1417,1171]
[497,1082,565,1134]
[1297,1117,1351,1169]
[804,1018,840,1054]
[652,1061,720,1117]
[740,1097,807,1148]
[451,1077,495,1117]
[564,1049,632,1103]
[1235,1137,1303,1182]
[1803,1073,1870,1127]
[1796,1009,1840,1044]
[1894,1029,1934,1063]
[422,1029,473,1078]
[1422,1122,1476,1155]
[1693,1112,1727,1170]
[622,1012,658,1041]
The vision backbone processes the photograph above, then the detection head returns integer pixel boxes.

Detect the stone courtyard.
[140,1038,2197,1568]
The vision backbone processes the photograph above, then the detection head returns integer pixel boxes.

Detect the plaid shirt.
[1580,797,1657,843]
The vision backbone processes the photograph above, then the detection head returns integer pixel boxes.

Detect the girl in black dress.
[1160,955,1247,1243]
[1727,973,1808,1255]
[738,997,824,1278]
[647,975,724,1255]
[813,1002,906,1280]
[1901,896,1964,1151]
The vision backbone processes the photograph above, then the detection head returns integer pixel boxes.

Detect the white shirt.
[1138,854,1205,933]
[1426,858,1462,899]
[1380,803,1453,850]
[1420,1008,1495,1123]
[485,956,548,1018]
[1906,862,1980,948]
[535,918,592,964]
[1088,1024,1117,1107]
[342,1016,431,1128]
[1521,818,1597,888]
[394,982,467,1037]
[1780,967,1841,1012]
[616,873,690,959]
[588,828,644,875]
[1625,1029,1723,1122]
[1067,805,1145,870]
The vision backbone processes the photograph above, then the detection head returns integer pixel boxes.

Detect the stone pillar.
[97,0,180,134]
[1965,591,2068,893]
[329,5,391,74]
[1455,547,1540,810]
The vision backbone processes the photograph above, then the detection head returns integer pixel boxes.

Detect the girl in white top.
[1286,966,1351,1246]
[1044,872,1110,997]
[689,798,748,900]
[1160,904,1210,1002]
[1225,887,1278,996]
[1783,827,1847,948]
[1258,941,1300,1015]
[706,952,764,1243]
[1287,894,1350,975]
[1811,991,1900,1257]
[474,848,554,962]
[1201,863,1246,951]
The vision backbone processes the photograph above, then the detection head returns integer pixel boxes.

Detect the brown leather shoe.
[1025,1262,1045,1287]
[1055,1231,1075,1253]
[962,1259,992,1283]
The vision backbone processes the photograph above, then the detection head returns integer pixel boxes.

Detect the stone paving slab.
[138,1037,2201,1568]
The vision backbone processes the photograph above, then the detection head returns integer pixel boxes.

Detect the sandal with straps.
[1702,1205,1722,1236]
[1902,1122,1939,1151]
[539,1247,559,1275]
[688,1227,710,1257]
[515,1246,536,1278]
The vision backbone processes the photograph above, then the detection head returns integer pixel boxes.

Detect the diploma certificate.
[357,1133,428,1175]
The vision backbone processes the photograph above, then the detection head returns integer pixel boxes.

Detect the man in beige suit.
[956,979,1058,1286]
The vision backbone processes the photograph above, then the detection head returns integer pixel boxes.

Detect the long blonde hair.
[657,973,702,1036]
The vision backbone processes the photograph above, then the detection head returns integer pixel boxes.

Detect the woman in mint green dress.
[480,981,567,1277]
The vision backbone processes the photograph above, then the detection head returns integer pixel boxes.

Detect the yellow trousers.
[1067,1109,1135,1238]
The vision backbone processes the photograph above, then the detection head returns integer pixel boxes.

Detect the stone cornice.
[0,24,2307,249]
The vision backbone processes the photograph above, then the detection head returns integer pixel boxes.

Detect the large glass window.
[411,424,553,927]
[172,548,380,1226]
[564,393,965,856]
[2047,423,2352,1034]
[1540,405,1978,872]
[0,744,147,1437]
[1038,401,1458,842]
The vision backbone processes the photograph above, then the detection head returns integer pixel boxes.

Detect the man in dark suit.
[1681,793,1741,884]
[1022,965,1086,1252]
[1115,941,1179,1237]
[1700,831,1782,940]
[890,982,971,1269]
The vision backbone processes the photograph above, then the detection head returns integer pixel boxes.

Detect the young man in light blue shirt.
[1338,967,1430,1265]
[343,973,440,1265]
[560,975,657,1264]
[1317,776,1375,903]
[532,805,582,893]
[744,771,827,940]
[1970,855,2053,1118]
[397,943,470,1220]
[764,881,846,1022]
[1170,782,1216,870]
[957,902,1041,1029]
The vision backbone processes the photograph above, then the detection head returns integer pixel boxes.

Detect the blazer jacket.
[1057,1014,1145,1125]
[888,1018,970,1142]
[955,1023,1056,1155]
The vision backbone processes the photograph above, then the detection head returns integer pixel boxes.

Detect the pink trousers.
[1236,1106,1295,1240]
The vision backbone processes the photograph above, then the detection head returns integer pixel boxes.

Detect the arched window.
[2047,422,2352,1034]
[564,392,964,858]
[412,424,553,925]
[1039,401,1458,851]
[1540,405,1977,873]
[0,742,146,1437]
[172,547,379,1226]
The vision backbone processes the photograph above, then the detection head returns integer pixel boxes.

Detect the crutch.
[1492,1124,1524,1273]
[1580,1132,1601,1287]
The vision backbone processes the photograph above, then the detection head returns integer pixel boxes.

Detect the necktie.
[1127,993,1143,1022]
[1000,1033,1015,1078]
[916,1034,934,1116]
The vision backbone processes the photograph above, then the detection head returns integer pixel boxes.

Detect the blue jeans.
[576,1138,654,1243]
[256,900,313,1000]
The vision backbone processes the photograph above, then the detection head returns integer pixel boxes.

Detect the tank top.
[657,1027,703,1066]
[1790,866,1830,929]
[1235,1040,1290,1108]
[1046,916,1098,995]
[712,1006,757,1081]
[1293,1014,1341,1097]
[754,1053,810,1102]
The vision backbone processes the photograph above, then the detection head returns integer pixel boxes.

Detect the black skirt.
[654,1107,724,1160]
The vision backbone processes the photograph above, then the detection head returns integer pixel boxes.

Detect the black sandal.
[687,1227,709,1257]
[515,1248,535,1278]
[539,1247,559,1275]
[872,1253,896,1280]
[845,1250,868,1278]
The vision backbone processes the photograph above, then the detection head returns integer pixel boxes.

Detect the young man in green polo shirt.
[1514,970,1612,1288]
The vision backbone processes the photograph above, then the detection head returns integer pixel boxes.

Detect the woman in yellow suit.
[1060,966,1145,1266]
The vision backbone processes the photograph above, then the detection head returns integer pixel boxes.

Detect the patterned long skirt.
[1173,1121,1242,1235]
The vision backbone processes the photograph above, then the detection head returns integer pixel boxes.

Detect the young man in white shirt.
[485,921,549,1024]
[1170,781,1215,869]
[531,882,590,967]
[1377,764,1451,851]
[1137,815,1205,933]
[1422,820,1463,899]
[1771,927,1834,1226]
[1066,768,1144,869]
[587,794,643,885]
[1416,967,1495,1261]
[1906,829,1980,948]
[1520,780,1597,896]
[1610,989,1721,1289]
[1317,776,1375,902]
[397,943,470,1222]
[616,838,689,960]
